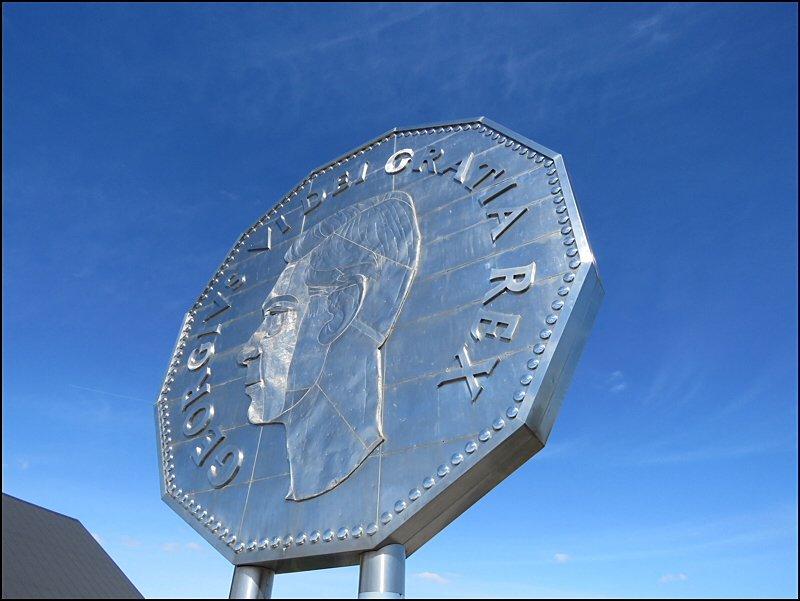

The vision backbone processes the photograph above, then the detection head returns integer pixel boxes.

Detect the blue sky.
[2,3,797,598]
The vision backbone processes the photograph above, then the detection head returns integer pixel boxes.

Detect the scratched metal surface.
[154,118,603,572]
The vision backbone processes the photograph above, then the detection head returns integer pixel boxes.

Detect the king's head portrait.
[238,192,420,500]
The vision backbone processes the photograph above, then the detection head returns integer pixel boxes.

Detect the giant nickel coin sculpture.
[155,118,603,595]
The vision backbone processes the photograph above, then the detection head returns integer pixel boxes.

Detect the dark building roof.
[2,493,143,599]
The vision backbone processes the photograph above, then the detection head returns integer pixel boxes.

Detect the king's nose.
[237,340,259,365]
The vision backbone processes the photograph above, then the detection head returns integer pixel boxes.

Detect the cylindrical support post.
[358,544,406,599]
[229,565,274,599]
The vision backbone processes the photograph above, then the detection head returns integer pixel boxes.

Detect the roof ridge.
[2,492,82,524]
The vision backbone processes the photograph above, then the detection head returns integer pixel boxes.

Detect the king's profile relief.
[238,192,420,500]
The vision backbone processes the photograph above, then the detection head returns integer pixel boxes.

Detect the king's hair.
[284,193,419,343]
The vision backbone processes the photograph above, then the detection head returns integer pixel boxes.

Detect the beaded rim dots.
[155,119,582,556]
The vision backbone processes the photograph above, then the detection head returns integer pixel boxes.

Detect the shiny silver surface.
[238,192,420,501]
[358,544,405,599]
[229,565,274,599]
[155,117,603,572]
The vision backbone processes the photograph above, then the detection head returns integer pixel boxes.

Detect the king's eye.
[262,310,286,337]
[261,296,298,337]
[268,300,295,314]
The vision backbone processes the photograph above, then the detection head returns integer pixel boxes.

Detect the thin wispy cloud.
[629,440,786,466]
[162,541,206,553]
[659,573,689,584]
[629,5,681,46]
[631,14,664,37]
[414,571,451,585]
[121,535,143,548]
[262,5,437,61]
[717,366,789,416]
[608,370,627,393]
[69,384,150,404]
[554,553,571,564]
[639,361,704,408]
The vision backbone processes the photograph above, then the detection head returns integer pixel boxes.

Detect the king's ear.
[318,276,366,345]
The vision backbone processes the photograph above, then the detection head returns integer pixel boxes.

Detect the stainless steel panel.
[155,118,603,571]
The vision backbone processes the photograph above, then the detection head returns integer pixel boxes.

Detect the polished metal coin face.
[155,118,603,570]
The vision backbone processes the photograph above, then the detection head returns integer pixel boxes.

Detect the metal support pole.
[358,544,405,599]
[229,565,274,599]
